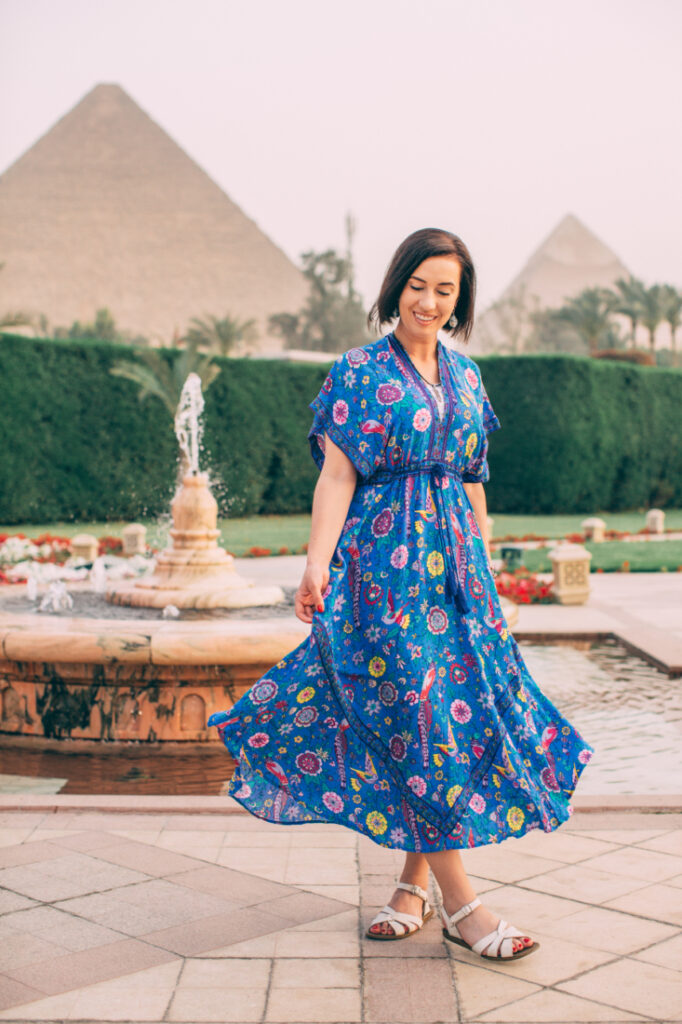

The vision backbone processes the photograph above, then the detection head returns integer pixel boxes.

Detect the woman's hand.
[295,562,330,624]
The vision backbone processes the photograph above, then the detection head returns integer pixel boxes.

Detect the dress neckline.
[388,331,443,387]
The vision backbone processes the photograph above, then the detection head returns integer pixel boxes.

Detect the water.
[0,639,678,795]
[520,638,681,795]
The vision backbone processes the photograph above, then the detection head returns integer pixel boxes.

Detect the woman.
[209,227,594,962]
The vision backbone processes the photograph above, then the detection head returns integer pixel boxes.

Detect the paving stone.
[300,883,360,905]
[462,846,564,883]
[451,959,541,1019]
[474,987,648,1021]
[3,904,126,951]
[259,890,352,927]
[635,830,682,856]
[180,957,271,988]
[604,883,682,926]
[364,956,458,1022]
[266,986,361,1022]
[142,906,296,956]
[537,903,678,954]
[519,863,650,904]
[168,862,296,905]
[271,956,359,989]
[66,961,181,1022]
[93,839,201,876]
[0,891,36,915]
[558,957,682,1020]
[577,828,673,844]
[510,829,619,863]
[632,932,682,971]
[476,928,618,983]
[274,930,360,958]
[0,931,67,972]
[290,908,358,932]
[196,932,279,958]
[4,937,177,997]
[216,847,290,882]
[0,840,66,868]
[0,974,59,1015]
[0,864,103,902]
[168,984,266,1022]
[472,884,584,930]
[579,845,682,882]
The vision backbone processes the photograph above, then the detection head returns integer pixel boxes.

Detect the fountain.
[107,374,283,610]
[0,373,306,746]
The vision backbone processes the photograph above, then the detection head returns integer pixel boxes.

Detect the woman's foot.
[367,882,431,937]
[443,898,535,956]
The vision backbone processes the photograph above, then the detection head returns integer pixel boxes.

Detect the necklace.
[391,333,441,386]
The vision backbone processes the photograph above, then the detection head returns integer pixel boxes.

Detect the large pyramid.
[0,84,309,349]
[474,214,631,353]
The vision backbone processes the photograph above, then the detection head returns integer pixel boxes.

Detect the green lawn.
[2,510,681,564]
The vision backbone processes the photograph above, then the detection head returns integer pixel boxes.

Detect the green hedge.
[0,335,680,523]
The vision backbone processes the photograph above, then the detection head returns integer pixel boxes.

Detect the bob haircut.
[368,228,476,343]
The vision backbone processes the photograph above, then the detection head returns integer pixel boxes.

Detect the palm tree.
[551,288,615,356]
[109,341,221,419]
[607,276,646,348]
[639,284,666,353]
[183,314,257,356]
[660,284,682,361]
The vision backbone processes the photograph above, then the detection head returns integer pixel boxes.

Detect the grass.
[2,510,681,564]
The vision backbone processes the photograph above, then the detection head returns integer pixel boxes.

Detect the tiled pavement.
[0,809,680,1022]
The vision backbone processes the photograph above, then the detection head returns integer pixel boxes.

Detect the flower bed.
[494,569,555,605]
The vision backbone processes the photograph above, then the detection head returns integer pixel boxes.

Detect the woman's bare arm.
[295,434,357,623]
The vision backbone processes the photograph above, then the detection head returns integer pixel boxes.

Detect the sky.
[1,0,681,309]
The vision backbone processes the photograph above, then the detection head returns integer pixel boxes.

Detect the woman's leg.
[424,850,533,954]
[367,852,430,936]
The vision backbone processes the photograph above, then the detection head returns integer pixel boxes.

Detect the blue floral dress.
[209,332,594,850]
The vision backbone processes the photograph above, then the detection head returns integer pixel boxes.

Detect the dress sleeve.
[461,358,501,483]
[308,348,388,480]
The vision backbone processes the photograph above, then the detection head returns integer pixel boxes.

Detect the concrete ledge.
[1,792,681,815]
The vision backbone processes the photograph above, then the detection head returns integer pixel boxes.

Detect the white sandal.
[441,897,539,960]
[366,881,434,941]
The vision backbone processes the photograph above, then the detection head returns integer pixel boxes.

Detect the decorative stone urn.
[107,472,284,609]
[581,517,606,542]
[646,508,665,534]
[71,533,99,561]
[122,523,147,555]
[549,543,592,605]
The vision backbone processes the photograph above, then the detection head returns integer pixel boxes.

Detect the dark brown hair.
[368,228,476,342]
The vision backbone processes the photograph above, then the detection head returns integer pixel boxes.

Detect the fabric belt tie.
[364,461,472,615]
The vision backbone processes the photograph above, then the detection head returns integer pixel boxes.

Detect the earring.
[448,312,458,328]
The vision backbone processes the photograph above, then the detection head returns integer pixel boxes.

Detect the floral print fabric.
[209,332,594,850]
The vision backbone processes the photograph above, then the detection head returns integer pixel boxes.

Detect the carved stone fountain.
[108,373,283,610]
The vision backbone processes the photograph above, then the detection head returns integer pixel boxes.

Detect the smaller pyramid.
[474,214,631,353]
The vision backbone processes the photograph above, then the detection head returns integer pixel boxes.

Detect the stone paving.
[0,807,680,1022]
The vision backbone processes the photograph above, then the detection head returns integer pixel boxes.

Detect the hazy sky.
[1,0,680,308]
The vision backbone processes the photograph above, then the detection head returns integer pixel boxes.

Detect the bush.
[0,337,680,522]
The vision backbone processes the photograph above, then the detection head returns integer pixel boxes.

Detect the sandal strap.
[472,918,528,958]
[370,904,423,934]
[395,881,429,903]
[442,896,481,929]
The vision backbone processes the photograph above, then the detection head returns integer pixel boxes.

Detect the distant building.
[472,213,632,353]
[0,84,308,352]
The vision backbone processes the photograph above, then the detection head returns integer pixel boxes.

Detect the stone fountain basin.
[0,581,309,745]
[0,578,518,745]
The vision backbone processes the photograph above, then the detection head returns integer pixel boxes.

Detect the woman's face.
[397,255,461,339]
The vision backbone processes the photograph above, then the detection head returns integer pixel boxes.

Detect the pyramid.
[474,214,631,353]
[0,84,309,349]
